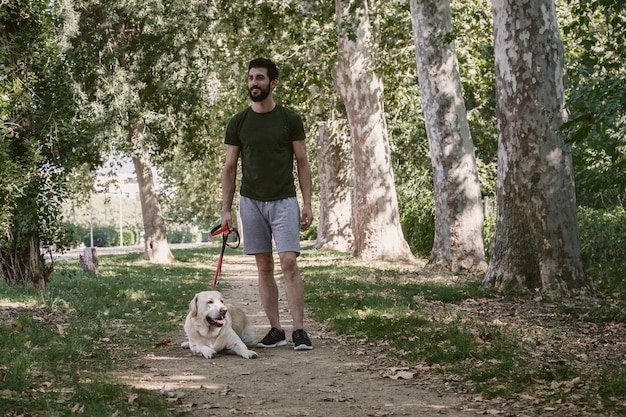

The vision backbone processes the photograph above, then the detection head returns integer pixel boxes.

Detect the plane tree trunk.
[410,0,487,273]
[333,0,415,262]
[130,121,175,264]
[483,0,587,294]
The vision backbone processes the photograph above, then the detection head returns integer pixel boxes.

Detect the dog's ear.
[189,294,199,317]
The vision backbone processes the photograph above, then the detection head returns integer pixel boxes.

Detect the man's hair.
[248,58,279,81]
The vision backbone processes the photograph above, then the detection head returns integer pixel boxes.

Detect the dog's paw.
[242,349,258,359]
[200,346,216,359]
[181,341,190,349]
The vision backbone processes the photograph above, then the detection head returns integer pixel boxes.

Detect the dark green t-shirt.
[225,105,306,202]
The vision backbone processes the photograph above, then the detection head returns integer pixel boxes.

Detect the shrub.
[82,226,118,247]
[578,206,626,299]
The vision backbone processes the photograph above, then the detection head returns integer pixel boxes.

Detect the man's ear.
[271,79,278,90]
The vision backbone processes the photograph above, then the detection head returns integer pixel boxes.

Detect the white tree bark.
[410,0,487,273]
[315,122,354,252]
[483,0,587,293]
[130,121,175,264]
[333,0,415,262]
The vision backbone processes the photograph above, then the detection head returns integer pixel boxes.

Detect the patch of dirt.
[118,255,468,417]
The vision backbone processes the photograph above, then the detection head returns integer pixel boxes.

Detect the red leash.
[209,224,240,290]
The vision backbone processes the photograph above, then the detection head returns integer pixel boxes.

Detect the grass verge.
[300,250,626,415]
[1,247,222,417]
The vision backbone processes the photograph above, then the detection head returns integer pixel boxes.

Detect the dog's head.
[189,291,228,328]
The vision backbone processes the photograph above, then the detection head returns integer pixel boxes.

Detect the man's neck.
[250,97,276,114]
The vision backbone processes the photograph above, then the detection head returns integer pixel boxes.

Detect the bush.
[121,229,137,246]
[60,222,88,248]
[82,226,118,247]
[578,206,626,299]
[167,230,200,244]
[400,190,435,257]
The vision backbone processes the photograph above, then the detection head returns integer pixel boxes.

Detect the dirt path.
[119,254,469,417]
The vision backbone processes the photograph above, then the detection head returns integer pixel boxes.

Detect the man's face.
[248,67,274,102]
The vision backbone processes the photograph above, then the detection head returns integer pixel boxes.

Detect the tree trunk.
[483,0,587,294]
[130,121,175,264]
[333,0,415,262]
[410,0,487,273]
[79,247,100,275]
[0,232,51,290]
[314,122,354,252]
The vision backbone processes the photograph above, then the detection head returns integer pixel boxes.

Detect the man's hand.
[222,210,233,230]
[300,205,313,230]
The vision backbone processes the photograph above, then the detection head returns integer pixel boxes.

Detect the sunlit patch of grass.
[0,247,216,417]
[301,254,606,404]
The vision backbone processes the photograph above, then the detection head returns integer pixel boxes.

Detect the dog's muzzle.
[205,308,227,327]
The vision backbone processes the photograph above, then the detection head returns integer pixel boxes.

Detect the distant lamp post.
[119,188,124,247]
[89,192,94,248]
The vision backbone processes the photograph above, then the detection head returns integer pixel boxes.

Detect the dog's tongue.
[214,318,225,326]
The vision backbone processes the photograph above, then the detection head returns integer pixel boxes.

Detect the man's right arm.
[221,144,240,228]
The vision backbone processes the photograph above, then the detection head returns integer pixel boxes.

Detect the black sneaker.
[292,329,313,351]
[257,327,287,348]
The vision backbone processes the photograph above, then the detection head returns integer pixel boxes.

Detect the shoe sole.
[293,344,313,351]
[256,340,287,348]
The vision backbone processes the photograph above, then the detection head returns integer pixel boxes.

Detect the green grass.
[301,253,626,414]
[1,242,625,416]
[0,247,226,417]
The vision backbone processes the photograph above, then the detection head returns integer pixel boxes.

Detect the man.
[220,58,314,350]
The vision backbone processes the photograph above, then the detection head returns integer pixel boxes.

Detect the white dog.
[181,291,257,359]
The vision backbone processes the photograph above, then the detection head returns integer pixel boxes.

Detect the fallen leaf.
[155,338,171,347]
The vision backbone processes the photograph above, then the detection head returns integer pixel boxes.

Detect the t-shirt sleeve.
[288,108,306,142]
[225,111,243,146]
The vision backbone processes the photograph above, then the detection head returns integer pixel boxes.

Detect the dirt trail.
[119,254,469,417]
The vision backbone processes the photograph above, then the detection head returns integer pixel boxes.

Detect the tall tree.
[314,119,354,252]
[410,0,486,273]
[68,0,223,262]
[333,0,414,262]
[482,0,587,293]
[0,0,101,287]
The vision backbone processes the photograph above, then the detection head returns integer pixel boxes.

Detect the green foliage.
[577,206,626,300]
[167,229,201,244]
[0,0,102,284]
[561,0,626,208]
[452,0,498,163]
[81,226,118,247]
[394,128,435,256]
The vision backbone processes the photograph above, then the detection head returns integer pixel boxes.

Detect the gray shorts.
[239,196,301,255]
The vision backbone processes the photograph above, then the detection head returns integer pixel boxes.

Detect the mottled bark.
[130,121,175,264]
[410,0,486,273]
[333,0,415,262]
[315,122,354,252]
[483,0,587,294]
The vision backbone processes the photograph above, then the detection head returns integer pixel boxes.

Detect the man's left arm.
[292,140,313,230]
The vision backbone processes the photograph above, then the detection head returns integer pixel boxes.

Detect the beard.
[248,85,271,102]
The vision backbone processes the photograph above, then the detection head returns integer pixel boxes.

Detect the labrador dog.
[181,291,257,359]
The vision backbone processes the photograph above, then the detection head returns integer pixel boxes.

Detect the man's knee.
[278,252,298,275]
[255,253,274,275]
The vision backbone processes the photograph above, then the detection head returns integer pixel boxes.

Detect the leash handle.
[210,224,240,249]
[210,223,231,237]
[209,224,240,290]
